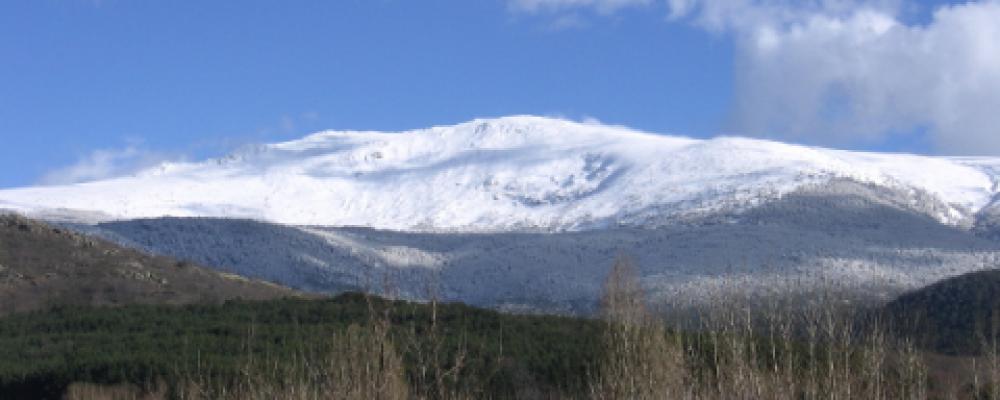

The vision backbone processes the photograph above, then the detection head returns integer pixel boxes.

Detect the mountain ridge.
[1,116,999,232]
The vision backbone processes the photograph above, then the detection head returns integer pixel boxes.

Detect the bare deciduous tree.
[593,254,688,400]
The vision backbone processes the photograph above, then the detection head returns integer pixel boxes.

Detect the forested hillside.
[884,268,1000,355]
[0,294,602,399]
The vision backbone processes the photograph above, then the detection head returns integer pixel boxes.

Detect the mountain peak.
[1,117,999,231]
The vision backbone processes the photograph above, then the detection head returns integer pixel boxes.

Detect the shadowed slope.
[884,269,1000,355]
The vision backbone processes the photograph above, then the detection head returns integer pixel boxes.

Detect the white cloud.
[39,144,178,185]
[664,0,901,32]
[512,0,1000,154]
[549,13,589,30]
[707,1,1000,153]
[509,0,652,14]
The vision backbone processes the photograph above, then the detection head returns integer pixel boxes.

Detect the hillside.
[883,268,1000,355]
[68,179,1000,314]
[0,291,985,400]
[0,214,298,315]
[0,294,603,399]
[2,116,999,231]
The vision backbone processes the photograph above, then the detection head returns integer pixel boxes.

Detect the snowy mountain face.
[68,183,1000,314]
[3,116,1000,231]
[8,116,1000,313]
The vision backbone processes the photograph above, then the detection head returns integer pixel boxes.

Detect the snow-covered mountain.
[7,116,1000,313]
[3,115,999,231]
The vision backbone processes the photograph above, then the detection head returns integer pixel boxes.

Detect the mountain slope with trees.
[0,213,299,316]
[883,268,1000,355]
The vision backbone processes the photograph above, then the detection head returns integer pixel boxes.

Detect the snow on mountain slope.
[72,182,1000,313]
[1,116,998,231]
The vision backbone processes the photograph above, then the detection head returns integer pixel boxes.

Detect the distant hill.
[0,214,299,315]
[883,268,1000,355]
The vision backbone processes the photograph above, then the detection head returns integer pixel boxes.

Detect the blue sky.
[1,0,997,188]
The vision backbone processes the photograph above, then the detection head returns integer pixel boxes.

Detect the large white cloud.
[513,0,1000,154]
[718,1,1000,153]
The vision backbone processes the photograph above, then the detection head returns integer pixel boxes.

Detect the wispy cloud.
[511,0,1000,155]
[255,111,325,138]
[39,142,180,186]
[549,14,589,30]
[509,0,653,14]
[38,111,330,186]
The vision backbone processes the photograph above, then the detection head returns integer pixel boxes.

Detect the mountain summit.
[2,116,999,231]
